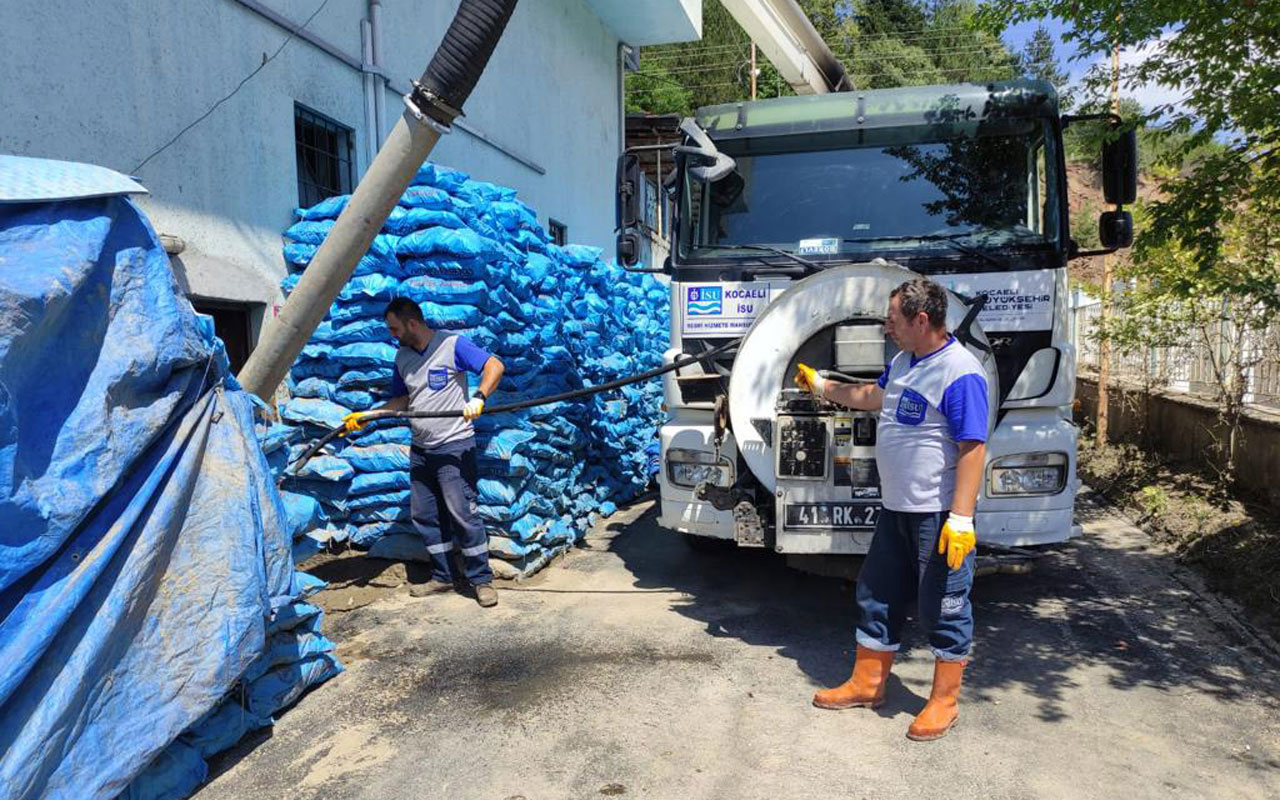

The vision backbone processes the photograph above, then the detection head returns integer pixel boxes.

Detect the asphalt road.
[195,491,1280,800]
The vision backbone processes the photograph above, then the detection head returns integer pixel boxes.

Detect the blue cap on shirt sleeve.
[939,373,989,441]
[453,335,493,375]
[390,364,407,398]
[876,363,891,389]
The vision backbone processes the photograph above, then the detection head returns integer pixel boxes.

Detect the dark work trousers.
[409,439,493,585]
[854,508,975,661]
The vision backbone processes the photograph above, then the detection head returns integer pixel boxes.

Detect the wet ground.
[195,491,1280,800]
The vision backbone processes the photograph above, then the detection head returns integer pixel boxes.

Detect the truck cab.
[616,79,1137,561]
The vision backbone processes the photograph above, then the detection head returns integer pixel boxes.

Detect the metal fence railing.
[1070,295,1280,413]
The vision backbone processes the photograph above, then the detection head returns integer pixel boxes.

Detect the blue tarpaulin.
[0,159,303,799]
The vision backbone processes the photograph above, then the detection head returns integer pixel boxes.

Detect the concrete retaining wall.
[1077,376,1280,508]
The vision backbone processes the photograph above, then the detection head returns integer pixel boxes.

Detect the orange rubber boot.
[812,646,895,710]
[906,659,965,741]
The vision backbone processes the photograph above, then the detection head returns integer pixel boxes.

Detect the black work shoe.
[474,583,498,607]
[409,579,454,597]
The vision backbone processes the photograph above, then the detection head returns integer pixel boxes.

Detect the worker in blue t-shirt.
[796,277,988,741]
[343,297,505,608]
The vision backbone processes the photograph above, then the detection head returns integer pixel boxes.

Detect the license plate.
[784,502,879,530]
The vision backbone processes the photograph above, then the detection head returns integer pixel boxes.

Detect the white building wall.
[0,0,690,340]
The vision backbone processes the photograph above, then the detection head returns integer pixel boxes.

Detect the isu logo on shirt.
[895,389,928,425]
[427,367,449,391]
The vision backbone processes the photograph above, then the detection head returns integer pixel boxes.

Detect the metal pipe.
[239,0,520,399]
[618,43,630,156]
[718,0,850,94]
[360,19,378,168]
[370,0,387,150]
[241,114,443,399]
[226,0,540,173]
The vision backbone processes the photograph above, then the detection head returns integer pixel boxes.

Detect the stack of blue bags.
[123,418,344,800]
[274,162,669,578]
[124,560,341,800]
[0,171,343,800]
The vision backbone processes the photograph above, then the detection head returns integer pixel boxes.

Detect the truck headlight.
[667,448,734,489]
[988,452,1068,496]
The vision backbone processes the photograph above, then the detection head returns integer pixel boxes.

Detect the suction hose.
[238,0,520,400]
[284,337,742,479]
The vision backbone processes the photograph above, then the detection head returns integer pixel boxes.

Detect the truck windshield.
[679,117,1060,264]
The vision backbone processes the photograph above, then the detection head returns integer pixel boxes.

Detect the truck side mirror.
[1099,209,1133,249]
[616,153,645,267]
[617,229,643,267]
[616,153,644,232]
[1102,128,1138,205]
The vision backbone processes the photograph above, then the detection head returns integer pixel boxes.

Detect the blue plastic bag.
[350,470,411,496]
[333,342,397,370]
[384,205,467,236]
[279,398,351,430]
[337,273,400,303]
[246,654,343,719]
[410,162,471,191]
[397,227,504,262]
[119,741,208,800]
[344,444,410,473]
[420,300,483,329]
[281,492,328,538]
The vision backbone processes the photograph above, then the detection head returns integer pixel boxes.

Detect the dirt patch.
[416,639,717,714]
[298,551,430,615]
[1077,436,1280,638]
[292,721,396,793]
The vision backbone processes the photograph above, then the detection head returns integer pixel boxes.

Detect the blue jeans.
[409,440,493,585]
[855,508,975,662]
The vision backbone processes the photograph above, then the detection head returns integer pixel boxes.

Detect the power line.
[642,60,752,76]
[641,28,990,62]
[131,0,332,174]
[639,43,751,56]
[831,47,1010,62]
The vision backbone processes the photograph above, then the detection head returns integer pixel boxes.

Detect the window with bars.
[548,218,568,247]
[294,104,354,208]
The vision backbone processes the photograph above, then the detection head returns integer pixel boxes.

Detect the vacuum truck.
[615,79,1138,568]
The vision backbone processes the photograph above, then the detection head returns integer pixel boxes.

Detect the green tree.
[625,1,755,114]
[625,64,694,115]
[627,0,1021,113]
[979,0,1280,277]
[924,0,1017,84]
[1063,96,1144,167]
[1095,195,1280,489]
[852,0,927,35]
[1018,24,1072,108]
[836,1,1016,89]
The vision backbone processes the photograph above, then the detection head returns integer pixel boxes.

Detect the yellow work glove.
[938,512,977,570]
[463,393,485,421]
[341,410,377,434]
[793,362,827,398]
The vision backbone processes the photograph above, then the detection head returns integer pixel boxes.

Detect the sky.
[998,16,1187,117]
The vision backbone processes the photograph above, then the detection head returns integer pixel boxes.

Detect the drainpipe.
[361,19,378,167]
[618,43,631,155]
[370,0,387,150]
[238,0,520,398]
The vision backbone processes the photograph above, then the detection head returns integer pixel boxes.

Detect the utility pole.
[1096,43,1120,447]
[750,42,758,100]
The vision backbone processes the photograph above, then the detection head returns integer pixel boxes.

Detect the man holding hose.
[797,277,988,741]
[343,297,505,607]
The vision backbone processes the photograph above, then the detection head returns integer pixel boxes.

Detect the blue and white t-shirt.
[391,333,493,450]
[874,337,989,512]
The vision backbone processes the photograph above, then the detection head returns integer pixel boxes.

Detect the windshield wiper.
[842,233,1009,270]
[694,243,822,272]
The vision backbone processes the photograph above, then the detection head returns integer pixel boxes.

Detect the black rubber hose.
[283,337,743,478]
[419,0,519,120]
